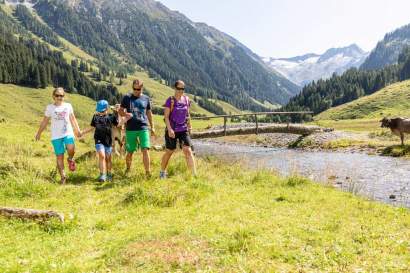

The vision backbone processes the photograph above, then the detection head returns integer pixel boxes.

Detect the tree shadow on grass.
[288,135,308,148]
[67,173,90,185]
[381,144,410,157]
[93,172,155,191]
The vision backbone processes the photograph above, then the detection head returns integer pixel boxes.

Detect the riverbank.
[1,123,409,272]
[208,119,410,157]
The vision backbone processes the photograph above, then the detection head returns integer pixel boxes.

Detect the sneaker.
[107,173,113,181]
[98,174,107,182]
[67,158,76,172]
[159,171,167,179]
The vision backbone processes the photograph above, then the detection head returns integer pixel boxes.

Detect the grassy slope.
[1,4,225,116]
[116,72,243,116]
[316,80,410,121]
[115,72,213,116]
[0,84,409,272]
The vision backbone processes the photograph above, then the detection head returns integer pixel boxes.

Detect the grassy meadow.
[316,80,410,121]
[0,85,409,272]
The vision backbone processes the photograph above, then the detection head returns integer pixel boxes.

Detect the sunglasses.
[176,87,185,91]
[54,94,65,98]
[133,88,143,91]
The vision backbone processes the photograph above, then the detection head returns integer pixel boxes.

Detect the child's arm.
[35,116,50,141]
[81,127,95,135]
[81,115,96,137]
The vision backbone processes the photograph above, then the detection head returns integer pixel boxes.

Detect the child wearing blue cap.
[83,100,119,182]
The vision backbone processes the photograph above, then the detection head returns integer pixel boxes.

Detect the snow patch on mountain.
[5,0,37,8]
[265,44,369,87]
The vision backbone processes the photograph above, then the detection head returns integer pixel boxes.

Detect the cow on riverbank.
[380,117,410,146]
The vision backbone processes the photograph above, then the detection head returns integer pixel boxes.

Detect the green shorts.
[125,130,151,153]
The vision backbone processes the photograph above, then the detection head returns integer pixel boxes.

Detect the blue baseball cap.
[96,100,109,112]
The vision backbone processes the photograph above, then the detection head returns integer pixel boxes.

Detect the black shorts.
[165,131,193,150]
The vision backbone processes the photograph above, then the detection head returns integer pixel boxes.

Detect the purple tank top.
[164,96,190,132]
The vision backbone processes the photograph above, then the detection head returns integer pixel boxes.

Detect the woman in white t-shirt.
[35,88,82,184]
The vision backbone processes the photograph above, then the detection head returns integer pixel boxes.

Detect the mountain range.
[264,44,369,86]
[1,0,300,111]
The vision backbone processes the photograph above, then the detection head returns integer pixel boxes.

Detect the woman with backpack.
[160,80,197,179]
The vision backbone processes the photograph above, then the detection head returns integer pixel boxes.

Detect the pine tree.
[39,65,48,88]
[109,72,115,84]
[33,66,41,88]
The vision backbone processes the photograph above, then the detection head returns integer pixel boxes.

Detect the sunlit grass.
[316,80,410,120]
[0,84,409,272]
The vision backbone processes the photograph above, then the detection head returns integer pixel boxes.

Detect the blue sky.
[157,0,410,58]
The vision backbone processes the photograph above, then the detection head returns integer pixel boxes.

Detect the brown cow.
[380,117,410,145]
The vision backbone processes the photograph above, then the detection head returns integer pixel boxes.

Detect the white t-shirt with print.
[45,102,75,140]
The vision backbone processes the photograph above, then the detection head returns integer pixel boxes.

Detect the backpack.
[165,95,191,124]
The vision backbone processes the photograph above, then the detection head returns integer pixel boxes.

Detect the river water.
[194,141,410,208]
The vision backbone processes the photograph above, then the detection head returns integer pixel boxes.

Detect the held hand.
[168,128,175,139]
[125,113,133,121]
[76,130,83,138]
[150,128,156,137]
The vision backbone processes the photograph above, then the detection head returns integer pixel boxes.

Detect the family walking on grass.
[35,79,196,184]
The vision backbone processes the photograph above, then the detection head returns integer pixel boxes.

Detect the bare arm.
[187,109,192,133]
[164,107,175,138]
[69,113,81,137]
[147,109,155,136]
[35,116,50,141]
[81,127,95,135]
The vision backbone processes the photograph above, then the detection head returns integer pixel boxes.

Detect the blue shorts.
[51,136,75,156]
[95,144,113,155]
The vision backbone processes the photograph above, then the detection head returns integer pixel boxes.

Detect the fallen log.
[0,207,64,222]
[191,124,332,139]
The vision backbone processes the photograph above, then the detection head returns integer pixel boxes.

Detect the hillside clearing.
[315,80,410,120]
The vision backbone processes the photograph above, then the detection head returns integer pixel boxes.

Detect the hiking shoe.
[124,168,131,177]
[159,171,167,179]
[67,158,76,172]
[60,176,67,185]
[107,173,113,181]
[98,174,107,182]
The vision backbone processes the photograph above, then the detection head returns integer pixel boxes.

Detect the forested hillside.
[32,0,299,111]
[361,23,410,70]
[0,6,121,104]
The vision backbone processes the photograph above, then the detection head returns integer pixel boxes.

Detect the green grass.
[316,80,410,121]
[0,84,409,272]
[251,97,281,110]
[312,119,383,133]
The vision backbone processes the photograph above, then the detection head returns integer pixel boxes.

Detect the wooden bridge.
[190,111,332,139]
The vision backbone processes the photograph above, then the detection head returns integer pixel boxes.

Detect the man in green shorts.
[119,79,155,176]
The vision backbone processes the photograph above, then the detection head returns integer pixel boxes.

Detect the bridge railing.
[191,111,313,135]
